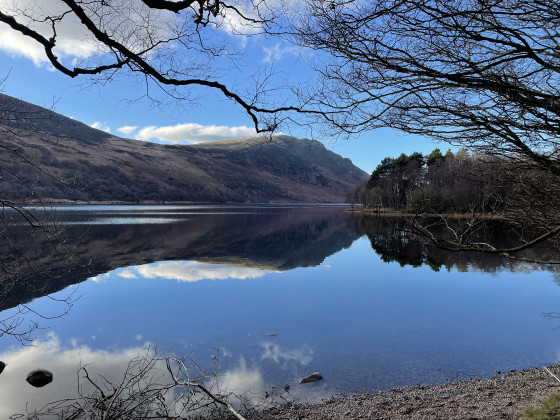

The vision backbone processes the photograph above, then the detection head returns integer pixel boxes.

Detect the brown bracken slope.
[0,93,367,203]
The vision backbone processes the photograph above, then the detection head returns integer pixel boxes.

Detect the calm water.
[1,205,560,416]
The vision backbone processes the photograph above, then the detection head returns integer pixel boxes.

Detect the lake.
[1,204,559,417]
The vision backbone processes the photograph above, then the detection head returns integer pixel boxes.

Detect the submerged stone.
[300,372,323,384]
[26,369,53,387]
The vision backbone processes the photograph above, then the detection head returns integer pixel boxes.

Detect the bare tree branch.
[294,0,560,173]
[0,0,306,132]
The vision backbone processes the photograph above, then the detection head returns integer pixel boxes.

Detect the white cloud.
[135,261,273,282]
[216,10,263,37]
[90,121,111,133]
[0,0,99,66]
[262,43,301,64]
[135,123,257,144]
[0,0,177,70]
[0,27,50,66]
[0,0,275,71]
[117,125,138,135]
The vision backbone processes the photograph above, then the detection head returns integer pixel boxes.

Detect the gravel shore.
[253,363,560,419]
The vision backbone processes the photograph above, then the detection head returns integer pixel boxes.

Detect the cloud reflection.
[118,261,276,283]
[0,333,151,418]
[220,358,264,401]
[90,273,110,283]
[0,334,268,418]
[117,269,138,279]
[261,342,314,366]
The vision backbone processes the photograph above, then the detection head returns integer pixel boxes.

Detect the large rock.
[26,369,53,387]
[299,372,323,384]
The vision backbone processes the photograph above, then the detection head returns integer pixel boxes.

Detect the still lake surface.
[1,204,560,415]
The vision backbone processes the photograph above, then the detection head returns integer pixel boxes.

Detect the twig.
[543,366,560,384]
[166,357,247,420]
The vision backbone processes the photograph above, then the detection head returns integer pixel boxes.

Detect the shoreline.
[254,364,560,419]
[14,200,351,206]
[347,207,505,220]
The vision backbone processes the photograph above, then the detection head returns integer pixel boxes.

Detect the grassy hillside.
[0,94,367,203]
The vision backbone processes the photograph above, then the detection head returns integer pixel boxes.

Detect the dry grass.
[520,394,560,420]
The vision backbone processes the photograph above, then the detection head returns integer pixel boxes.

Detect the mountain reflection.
[0,206,358,311]
[348,214,560,275]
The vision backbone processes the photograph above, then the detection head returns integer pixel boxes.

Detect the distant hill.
[0,93,368,203]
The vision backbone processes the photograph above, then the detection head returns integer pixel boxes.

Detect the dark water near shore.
[1,204,559,416]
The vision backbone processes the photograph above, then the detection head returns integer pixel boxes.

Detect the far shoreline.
[347,206,507,220]
[14,199,351,206]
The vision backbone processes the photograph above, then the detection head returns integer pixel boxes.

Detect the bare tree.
[294,0,560,166]
[0,0,304,132]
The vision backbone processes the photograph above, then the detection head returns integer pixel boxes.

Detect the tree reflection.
[348,213,560,276]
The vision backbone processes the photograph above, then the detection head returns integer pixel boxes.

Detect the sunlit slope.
[0,94,367,203]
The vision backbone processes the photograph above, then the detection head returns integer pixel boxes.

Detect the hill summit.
[0,93,367,203]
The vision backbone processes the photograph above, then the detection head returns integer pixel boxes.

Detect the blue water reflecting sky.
[1,206,560,416]
[18,239,560,387]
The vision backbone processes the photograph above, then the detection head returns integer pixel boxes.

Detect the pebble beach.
[253,363,560,419]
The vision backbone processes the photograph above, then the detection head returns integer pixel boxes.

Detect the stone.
[300,372,323,384]
[26,369,53,387]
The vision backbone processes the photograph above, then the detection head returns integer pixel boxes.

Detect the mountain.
[0,93,368,203]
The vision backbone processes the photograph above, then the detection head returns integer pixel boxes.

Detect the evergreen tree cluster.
[347,148,506,214]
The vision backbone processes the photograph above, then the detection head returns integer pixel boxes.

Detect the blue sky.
[0,3,446,174]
